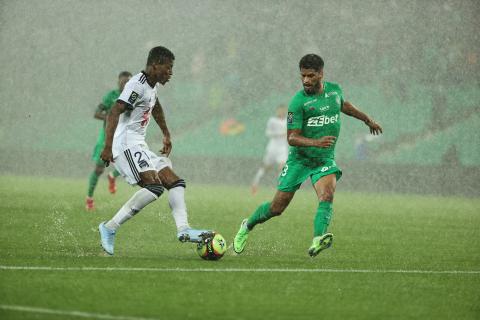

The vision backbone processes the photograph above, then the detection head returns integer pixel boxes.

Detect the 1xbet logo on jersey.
[307,114,339,127]
[128,91,139,104]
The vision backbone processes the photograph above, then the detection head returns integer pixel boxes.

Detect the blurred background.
[0,0,479,196]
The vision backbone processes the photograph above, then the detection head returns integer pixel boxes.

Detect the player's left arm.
[151,98,172,156]
[341,101,383,135]
[94,104,107,120]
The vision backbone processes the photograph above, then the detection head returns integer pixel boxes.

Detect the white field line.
[0,265,479,274]
[0,304,160,320]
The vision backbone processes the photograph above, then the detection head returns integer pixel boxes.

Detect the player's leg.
[235,159,306,253]
[86,163,105,211]
[99,170,162,255]
[99,146,164,255]
[107,169,121,194]
[252,147,277,195]
[251,163,272,195]
[308,173,337,257]
[234,190,295,254]
[157,166,212,243]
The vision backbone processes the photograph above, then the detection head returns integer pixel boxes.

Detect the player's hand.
[315,136,336,148]
[100,147,113,167]
[365,119,383,135]
[160,136,172,156]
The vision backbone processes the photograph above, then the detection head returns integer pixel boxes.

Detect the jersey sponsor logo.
[287,112,294,124]
[325,91,338,97]
[307,114,339,127]
[304,99,317,106]
[128,91,139,104]
[318,105,330,112]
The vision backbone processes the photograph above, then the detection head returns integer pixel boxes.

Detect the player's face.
[154,59,174,85]
[118,76,131,92]
[300,68,323,94]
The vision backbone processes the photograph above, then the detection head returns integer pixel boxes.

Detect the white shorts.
[263,143,288,166]
[113,144,172,185]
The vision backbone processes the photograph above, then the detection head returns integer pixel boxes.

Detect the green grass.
[0,175,479,320]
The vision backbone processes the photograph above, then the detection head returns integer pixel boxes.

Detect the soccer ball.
[196,233,227,260]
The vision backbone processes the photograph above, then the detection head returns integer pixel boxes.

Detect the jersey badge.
[287,112,294,124]
[128,91,139,104]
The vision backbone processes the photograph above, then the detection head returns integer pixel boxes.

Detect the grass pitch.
[0,175,479,320]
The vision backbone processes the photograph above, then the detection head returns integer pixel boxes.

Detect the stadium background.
[0,0,479,195]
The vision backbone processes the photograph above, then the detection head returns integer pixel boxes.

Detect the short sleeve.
[118,80,143,110]
[287,94,303,130]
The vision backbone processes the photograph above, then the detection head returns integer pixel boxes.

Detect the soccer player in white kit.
[251,105,289,195]
[98,46,211,255]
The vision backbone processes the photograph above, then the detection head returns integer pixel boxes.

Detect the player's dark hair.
[118,71,132,78]
[299,54,324,71]
[147,46,175,65]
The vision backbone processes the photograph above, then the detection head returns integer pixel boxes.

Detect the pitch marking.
[1,265,479,274]
[0,304,160,320]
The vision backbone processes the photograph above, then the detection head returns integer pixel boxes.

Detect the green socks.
[246,202,275,230]
[111,169,121,178]
[88,171,100,197]
[314,201,333,236]
[245,201,333,235]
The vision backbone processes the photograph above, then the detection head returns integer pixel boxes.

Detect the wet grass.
[1,175,479,319]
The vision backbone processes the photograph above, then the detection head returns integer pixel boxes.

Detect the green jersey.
[92,89,120,163]
[287,81,344,161]
[99,89,121,127]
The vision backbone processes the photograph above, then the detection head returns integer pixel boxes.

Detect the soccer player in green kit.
[86,71,132,211]
[234,54,383,256]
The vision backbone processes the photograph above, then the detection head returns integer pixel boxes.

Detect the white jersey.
[263,116,288,165]
[113,72,157,158]
[265,116,287,147]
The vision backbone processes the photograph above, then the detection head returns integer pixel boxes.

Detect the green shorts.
[91,129,106,166]
[277,157,342,192]
[91,142,105,166]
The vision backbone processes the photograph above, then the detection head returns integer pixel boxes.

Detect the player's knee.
[95,166,105,176]
[144,184,164,197]
[319,188,335,202]
[164,179,186,190]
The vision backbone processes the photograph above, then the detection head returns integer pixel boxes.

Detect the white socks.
[105,188,158,231]
[104,185,190,233]
[168,186,190,232]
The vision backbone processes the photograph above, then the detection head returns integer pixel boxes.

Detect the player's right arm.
[286,94,336,148]
[100,101,127,165]
[287,130,336,148]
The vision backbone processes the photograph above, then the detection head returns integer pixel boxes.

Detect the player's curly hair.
[147,46,175,65]
[299,54,324,71]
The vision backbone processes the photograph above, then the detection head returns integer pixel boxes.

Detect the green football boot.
[308,233,333,257]
[233,219,249,254]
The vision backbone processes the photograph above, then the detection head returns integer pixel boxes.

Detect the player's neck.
[315,82,324,95]
[305,82,324,96]
[142,69,156,88]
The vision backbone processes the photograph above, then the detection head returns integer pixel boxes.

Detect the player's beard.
[304,81,320,94]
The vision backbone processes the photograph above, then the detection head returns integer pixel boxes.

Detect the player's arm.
[287,96,335,148]
[341,101,383,135]
[287,129,336,148]
[94,104,107,120]
[100,101,128,165]
[151,98,172,156]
